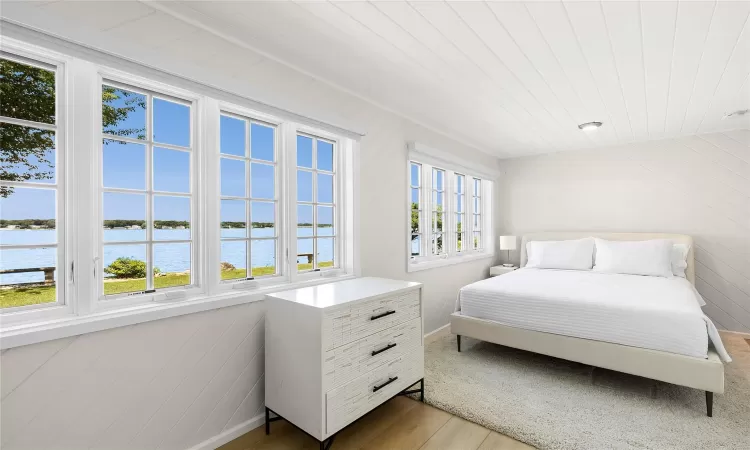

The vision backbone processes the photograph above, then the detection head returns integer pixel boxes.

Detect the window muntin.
[455,173,465,252]
[431,168,446,256]
[0,55,63,310]
[472,177,482,250]
[219,113,278,281]
[410,162,422,257]
[101,83,194,297]
[296,134,336,272]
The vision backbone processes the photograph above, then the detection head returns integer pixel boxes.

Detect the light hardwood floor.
[218,396,532,450]
[220,331,750,450]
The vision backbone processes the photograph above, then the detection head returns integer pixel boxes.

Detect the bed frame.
[450,232,724,417]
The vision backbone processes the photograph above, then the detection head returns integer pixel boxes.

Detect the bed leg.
[457,335,461,352]
[706,391,713,417]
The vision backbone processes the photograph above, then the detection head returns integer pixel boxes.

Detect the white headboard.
[520,232,695,285]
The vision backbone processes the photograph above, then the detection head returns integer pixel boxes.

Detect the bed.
[450,232,731,417]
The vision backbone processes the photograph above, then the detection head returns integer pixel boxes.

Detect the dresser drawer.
[323,317,422,392]
[323,289,420,351]
[325,351,424,435]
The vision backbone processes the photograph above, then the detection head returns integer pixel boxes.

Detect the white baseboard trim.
[188,413,265,450]
[424,323,450,339]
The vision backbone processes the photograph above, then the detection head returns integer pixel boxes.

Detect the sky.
[1,91,335,232]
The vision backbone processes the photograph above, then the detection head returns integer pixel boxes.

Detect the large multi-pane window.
[0,55,63,310]
[431,168,446,255]
[408,156,491,271]
[219,113,277,280]
[296,134,336,272]
[100,83,193,297]
[409,162,422,257]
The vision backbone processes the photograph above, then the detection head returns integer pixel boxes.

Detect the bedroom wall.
[0,17,500,450]
[499,131,750,333]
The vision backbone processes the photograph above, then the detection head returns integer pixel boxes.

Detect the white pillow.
[593,238,673,277]
[525,238,595,270]
[672,244,690,278]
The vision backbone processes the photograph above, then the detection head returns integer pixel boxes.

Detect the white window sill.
[0,273,355,350]
[407,252,494,273]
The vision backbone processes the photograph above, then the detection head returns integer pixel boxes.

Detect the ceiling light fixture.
[578,121,602,131]
[723,109,749,119]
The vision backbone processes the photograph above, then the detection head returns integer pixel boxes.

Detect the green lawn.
[1,262,335,308]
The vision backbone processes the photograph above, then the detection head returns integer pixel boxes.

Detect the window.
[408,144,493,272]
[296,134,336,272]
[100,82,194,298]
[219,113,278,281]
[0,54,65,310]
[409,162,422,257]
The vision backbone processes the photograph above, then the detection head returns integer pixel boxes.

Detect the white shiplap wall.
[0,303,265,450]
[500,130,750,333]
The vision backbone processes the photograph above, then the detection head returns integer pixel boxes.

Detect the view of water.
[1,228,334,284]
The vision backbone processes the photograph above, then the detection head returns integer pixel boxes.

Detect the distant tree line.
[1,219,55,229]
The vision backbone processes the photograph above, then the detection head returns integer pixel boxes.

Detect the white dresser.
[264,277,424,449]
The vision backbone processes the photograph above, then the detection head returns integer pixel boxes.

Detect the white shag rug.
[422,334,750,450]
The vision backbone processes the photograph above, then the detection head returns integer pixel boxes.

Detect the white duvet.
[457,268,731,362]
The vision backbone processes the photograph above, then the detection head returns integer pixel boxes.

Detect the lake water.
[1,228,334,284]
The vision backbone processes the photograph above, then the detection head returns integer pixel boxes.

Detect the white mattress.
[457,268,731,362]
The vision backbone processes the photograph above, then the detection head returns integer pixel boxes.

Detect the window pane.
[251,201,275,237]
[297,238,314,271]
[411,188,419,205]
[1,124,56,185]
[474,197,480,214]
[317,237,334,268]
[154,196,190,240]
[456,195,463,213]
[474,178,481,193]
[0,187,56,244]
[251,163,274,199]
[103,192,146,242]
[103,140,145,190]
[103,244,147,295]
[473,214,481,230]
[1,58,55,124]
[221,199,246,238]
[456,214,463,233]
[432,234,444,254]
[102,85,146,139]
[473,232,481,250]
[317,173,333,203]
[154,147,189,193]
[317,140,333,171]
[251,239,275,277]
[221,240,246,280]
[251,123,274,162]
[457,233,464,252]
[297,135,313,168]
[317,205,334,236]
[220,115,245,157]
[297,205,313,237]
[456,175,464,194]
[153,98,190,147]
[434,192,444,208]
[434,169,444,190]
[0,247,56,309]
[432,212,444,233]
[410,163,420,187]
[220,158,246,197]
[154,242,191,289]
[410,235,421,257]
[411,209,420,234]
[297,170,312,202]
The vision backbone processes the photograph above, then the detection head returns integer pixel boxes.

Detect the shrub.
[220,261,236,271]
[104,257,160,279]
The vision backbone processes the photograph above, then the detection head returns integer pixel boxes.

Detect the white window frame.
[0,36,360,347]
[0,42,72,321]
[407,143,495,273]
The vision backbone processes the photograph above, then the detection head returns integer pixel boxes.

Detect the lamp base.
[502,263,515,267]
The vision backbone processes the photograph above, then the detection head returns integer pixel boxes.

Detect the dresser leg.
[706,391,713,417]
[420,378,424,402]
[265,407,270,435]
[320,435,336,450]
[457,335,461,352]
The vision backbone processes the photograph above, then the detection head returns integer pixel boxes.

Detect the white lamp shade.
[499,236,517,251]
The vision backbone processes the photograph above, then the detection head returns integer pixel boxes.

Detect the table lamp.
[499,236,517,267]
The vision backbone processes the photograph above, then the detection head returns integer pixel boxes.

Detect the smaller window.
[472,177,482,250]
[410,162,422,257]
[455,174,465,252]
[431,168,445,256]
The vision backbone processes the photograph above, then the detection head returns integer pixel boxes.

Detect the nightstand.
[490,265,518,276]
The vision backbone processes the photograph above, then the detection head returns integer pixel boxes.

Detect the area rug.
[422,334,750,450]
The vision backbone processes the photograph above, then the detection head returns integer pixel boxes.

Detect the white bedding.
[457,268,731,362]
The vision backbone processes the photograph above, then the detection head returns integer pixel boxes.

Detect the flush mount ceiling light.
[723,109,749,119]
[578,121,602,131]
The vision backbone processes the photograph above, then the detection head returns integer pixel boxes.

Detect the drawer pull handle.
[371,343,397,356]
[373,376,398,393]
[370,310,396,321]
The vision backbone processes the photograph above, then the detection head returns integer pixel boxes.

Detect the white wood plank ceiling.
[2,1,749,157]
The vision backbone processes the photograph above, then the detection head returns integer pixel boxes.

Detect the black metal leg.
[265,407,270,435]
[706,391,713,417]
[420,378,424,402]
[320,435,335,450]
[457,335,461,352]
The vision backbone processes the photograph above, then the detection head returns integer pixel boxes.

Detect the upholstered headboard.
[520,232,695,285]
